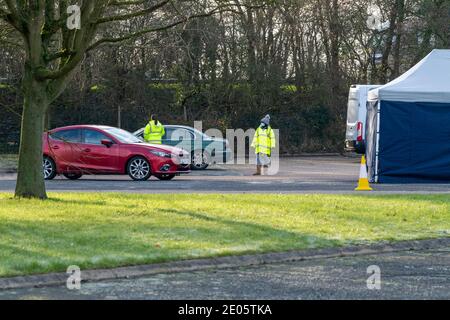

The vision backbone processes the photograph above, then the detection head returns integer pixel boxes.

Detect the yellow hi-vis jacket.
[251,126,275,156]
[144,120,165,144]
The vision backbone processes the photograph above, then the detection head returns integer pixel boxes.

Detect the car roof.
[134,125,198,133]
[50,125,117,131]
[166,125,195,130]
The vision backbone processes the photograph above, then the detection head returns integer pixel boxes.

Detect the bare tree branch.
[0,37,23,48]
[96,0,171,24]
[87,6,240,51]
[0,5,9,19]
[44,49,76,62]
[108,0,147,6]
[36,1,111,81]
[4,0,18,18]
[3,0,24,32]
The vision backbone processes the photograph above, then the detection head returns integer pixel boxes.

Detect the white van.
[345,84,381,154]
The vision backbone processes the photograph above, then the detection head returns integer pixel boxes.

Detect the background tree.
[0,0,448,198]
[0,0,247,199]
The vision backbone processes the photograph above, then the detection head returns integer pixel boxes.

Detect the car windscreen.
[104,128,142,143]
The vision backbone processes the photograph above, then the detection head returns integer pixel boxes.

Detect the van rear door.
[346,86,359,142]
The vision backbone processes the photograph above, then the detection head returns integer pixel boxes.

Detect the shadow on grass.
[160,208,340,248]
[45,197,108,206]
[0,206,340,277]
[2,194,448,277]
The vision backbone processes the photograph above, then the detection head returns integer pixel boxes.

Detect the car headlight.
[150,150,171,158]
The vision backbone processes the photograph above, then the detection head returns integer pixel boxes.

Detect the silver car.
[134,125,231,170]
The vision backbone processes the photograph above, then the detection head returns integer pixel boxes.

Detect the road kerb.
[0,238,449,290]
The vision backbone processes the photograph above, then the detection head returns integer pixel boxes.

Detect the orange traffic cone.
[355,155,373,191]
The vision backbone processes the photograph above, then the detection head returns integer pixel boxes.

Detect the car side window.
[171,129,194,141]
[184,130,195,140]
[50,129,82,143]
[83,129,110,145]
[164,128,175,140]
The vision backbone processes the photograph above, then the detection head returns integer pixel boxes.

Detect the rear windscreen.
[346,90,359,124]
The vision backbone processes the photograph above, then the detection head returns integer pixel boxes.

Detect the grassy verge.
[0,193,449,277]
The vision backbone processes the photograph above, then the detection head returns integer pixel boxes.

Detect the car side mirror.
[101,139,113,148]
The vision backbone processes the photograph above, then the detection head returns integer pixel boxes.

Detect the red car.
[42,125,191,181]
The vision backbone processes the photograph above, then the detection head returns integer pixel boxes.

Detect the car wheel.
[155,174,175,181]
[191,150,209,170]
[43,156,57,180]
[63,173,83,180]
[127,156,151,181]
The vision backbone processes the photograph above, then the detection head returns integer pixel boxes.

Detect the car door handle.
[83,148,91,152]
[51,145,60,150]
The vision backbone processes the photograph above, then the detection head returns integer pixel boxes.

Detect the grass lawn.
[0,192,449,277]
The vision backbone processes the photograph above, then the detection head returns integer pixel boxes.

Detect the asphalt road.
[1,156,450,194]
[1,248,449,300]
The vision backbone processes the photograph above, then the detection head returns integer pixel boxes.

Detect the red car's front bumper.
[150,159,191,175]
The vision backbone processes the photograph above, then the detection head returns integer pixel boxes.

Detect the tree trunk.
[392,0,405,78]
[15,66,49,199]
[245,9,258,83]
[329,0,341,101]
[379,0,400,83]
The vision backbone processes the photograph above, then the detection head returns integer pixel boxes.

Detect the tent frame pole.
[375,101,381,183]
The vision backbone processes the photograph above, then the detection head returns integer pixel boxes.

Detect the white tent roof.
[368,49,450,103]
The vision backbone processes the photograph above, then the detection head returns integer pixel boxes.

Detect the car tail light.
[357,122,363,142]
